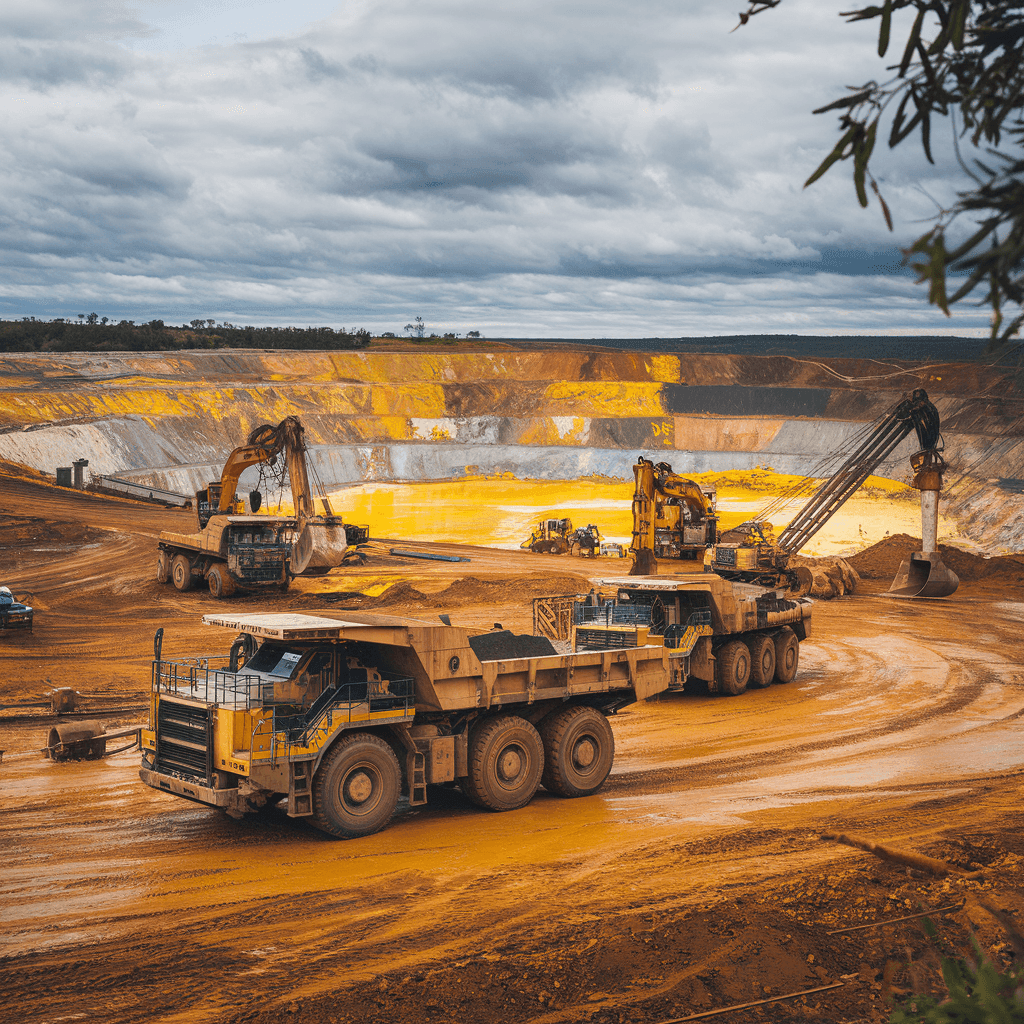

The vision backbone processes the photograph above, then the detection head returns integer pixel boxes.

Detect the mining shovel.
[888,550,959,598]
[887,450,959,599]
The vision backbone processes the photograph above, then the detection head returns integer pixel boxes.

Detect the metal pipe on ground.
[389,548,471,563]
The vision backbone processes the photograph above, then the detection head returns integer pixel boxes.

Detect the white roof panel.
[201,612,376,639]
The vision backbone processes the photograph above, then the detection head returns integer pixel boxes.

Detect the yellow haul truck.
[139,611,671,838]
[572,574,812,696]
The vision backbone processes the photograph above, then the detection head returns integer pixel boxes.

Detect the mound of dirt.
[848,533,1024,584]
[0,514,108,549]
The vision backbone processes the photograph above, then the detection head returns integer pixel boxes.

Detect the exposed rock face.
[789,554,860,598]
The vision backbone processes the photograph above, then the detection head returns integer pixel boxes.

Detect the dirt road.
[2,468,1023,1024]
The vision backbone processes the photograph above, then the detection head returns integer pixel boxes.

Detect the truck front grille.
[155,699,213,783]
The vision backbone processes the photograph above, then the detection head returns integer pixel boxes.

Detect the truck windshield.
[244,645,304,678]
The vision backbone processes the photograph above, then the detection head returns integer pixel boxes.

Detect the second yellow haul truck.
[140,611,672,838]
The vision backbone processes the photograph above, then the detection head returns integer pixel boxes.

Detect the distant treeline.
[0,317,372,353]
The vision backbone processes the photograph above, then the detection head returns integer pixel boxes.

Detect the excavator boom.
[776,389,941,554]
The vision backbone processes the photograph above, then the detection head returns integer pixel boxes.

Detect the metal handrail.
[574,604,652,626]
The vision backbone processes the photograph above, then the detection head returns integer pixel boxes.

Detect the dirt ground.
[3,465,1024,1024]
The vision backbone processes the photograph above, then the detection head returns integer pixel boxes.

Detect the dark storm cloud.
[0,0,989,337]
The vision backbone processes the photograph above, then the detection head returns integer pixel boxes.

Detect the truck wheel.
[462,715,544,812]
[773,627,800,683]
[311,733,401,839]
[748,634,776,688]
[716,640,751,695]
[540,706,614,797]
[171,554,194,592]
[206,565,236,599]
[156,550,171,584]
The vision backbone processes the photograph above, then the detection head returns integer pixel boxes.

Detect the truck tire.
[462,715,544,812]
[206,565,236,599]
[156,549,171,584]
[539,706,614,798]
[773,627,800,684]
[716,640,751,695]
[748,634,776,688]
[311,733,401,839]
[171,554,194,592]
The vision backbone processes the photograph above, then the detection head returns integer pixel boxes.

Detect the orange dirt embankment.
[849,533,1024,584]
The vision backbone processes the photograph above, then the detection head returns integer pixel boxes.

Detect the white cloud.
[0,0,986,335]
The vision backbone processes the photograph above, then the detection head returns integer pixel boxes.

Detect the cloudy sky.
[0,0,989,337]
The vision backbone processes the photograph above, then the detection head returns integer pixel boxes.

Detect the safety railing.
[662,610,713,653]
[574,603,653,627]
[152,656,266,708]
[265,677,416,763]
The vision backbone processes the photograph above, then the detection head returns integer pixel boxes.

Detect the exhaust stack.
[887,451,959,599]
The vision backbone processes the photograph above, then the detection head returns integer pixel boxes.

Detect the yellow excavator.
[629,458,719,576]
[629,389,958,599]
[158,417,367,597]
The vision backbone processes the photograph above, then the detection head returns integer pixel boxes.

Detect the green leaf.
[871,179,893,230]
[804,123,860,188]
[898,6,926,77]
[950,0,968,50]
[853,121,877,206]
[812,87,874,115]
[878,0,892,56]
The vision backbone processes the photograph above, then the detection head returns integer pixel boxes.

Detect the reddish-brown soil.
[3,465,1024,1024]
[848,532,1024,584]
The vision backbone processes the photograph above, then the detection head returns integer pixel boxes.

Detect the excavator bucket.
[887,551,959,599]
[630,548,658,576]
[291,519,352,575]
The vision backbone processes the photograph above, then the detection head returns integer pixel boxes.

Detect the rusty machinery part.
[539,706,614,797]
[43,721,108,760]
[42,722,141,761]
[461,715,545,812]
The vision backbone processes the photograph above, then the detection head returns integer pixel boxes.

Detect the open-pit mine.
[2,340,1024,1024]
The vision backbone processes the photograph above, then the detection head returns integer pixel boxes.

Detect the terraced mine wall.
[1,346,1021,548]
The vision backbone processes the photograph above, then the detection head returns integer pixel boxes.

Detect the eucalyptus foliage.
[738,1,1024,350]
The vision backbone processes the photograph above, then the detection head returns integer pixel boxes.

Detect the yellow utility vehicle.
[139,611,671,838]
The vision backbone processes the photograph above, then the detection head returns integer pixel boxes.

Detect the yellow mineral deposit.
[320,470,959,557]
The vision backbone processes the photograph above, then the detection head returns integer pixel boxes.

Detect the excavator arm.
[217,442,282,512]
[775,388,941,553]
